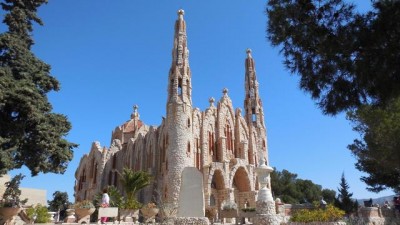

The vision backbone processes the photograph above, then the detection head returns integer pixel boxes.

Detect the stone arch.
[210,169,225,190]
[231,167,251,192]
[207,167,226,208]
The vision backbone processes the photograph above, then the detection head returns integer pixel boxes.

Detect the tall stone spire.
[167,9,192,105]
[244,49,264,128]
[165,9,194,205]
[244,49,269,167]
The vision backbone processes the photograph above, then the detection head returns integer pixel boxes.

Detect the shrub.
[290,205,345,222]
[241,207,256,212]
[221,201,237,210]
[74,200,95,209]
[25,204,50,223]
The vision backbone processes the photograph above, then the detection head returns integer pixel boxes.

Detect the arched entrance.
[232,167,252,209]
[209,169,225,208]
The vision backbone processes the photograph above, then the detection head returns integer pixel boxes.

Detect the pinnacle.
[246,48,252,58]
[177,9,185,19]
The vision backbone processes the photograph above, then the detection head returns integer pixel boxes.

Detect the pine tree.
[0,0,77,176]
[266,0,400,192]
[336,173,357,215]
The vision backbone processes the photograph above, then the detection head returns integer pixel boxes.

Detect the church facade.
[75,9,271,212]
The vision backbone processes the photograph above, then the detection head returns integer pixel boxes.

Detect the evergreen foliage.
[266,0,400,192]
[270,168,336,204]
[0,173,27,207]
[335,173,358,215]
[47,191,71,220]
[0,0,77,176]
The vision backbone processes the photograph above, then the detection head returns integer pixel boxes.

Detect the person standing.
[100,187,110,224]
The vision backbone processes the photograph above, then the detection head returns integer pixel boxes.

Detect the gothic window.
[225,122,233,151]
[186,79,190,95]
[263,139,266,148]
[93,163,97,184]
[252,108,256,122]
[170,79,174,96]
[91,158,95,178]
[178,78,182,95]
[112,155,116,169]
[113,171,118,187]
[82,169,86,183]
[187,118,191,128]
[187,142,191,155]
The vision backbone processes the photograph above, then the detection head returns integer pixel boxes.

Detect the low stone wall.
[286,222,346,225]
[172,217,209,225]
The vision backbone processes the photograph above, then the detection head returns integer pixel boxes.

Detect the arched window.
[93,163,97,184]
[112,155,116,169]
[178,78,183,95]
[186,79,190,95]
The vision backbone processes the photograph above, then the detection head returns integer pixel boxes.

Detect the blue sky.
[5,0,394,202]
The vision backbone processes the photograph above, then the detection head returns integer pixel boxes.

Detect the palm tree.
[119,167,152,209]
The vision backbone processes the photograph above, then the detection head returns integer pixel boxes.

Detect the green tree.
[119,167,152,209]
[348,99,400,193]
[271,169,301,203]
[335,173,357,215]
[0,0,77,176]
[0,173,27,207]
[266,0,400,192]
[47,191,71,221]
[271,168,336,204]
[321,189,336,204]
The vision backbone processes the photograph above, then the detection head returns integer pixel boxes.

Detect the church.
[75,9,271,213]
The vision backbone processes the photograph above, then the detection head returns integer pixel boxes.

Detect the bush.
[221,201,237,210]
[290,205,345,222]
[25,204,50,223]
[74,200,95,209]
[241,207,256,212]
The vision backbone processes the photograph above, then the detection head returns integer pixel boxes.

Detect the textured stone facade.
[74,9,271,218]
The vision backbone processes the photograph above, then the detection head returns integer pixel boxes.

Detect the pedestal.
[254,200,280,225]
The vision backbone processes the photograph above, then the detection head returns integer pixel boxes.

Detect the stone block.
[177,167,204,217]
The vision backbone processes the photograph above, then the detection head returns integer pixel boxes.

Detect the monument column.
[254,158,280,225]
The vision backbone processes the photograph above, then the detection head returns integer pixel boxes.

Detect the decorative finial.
[246,48,252,58]
[222,88,229,96]
[209,97,215,107]
[131,104,139,119]
[177,9,185,20]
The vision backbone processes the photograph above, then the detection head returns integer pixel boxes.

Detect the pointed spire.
[245,48,255,72]
[244,49,264,127]
[167,9,192,105]
[171,9,189,70]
